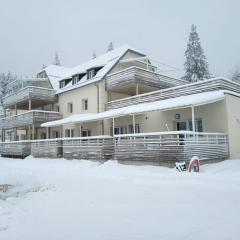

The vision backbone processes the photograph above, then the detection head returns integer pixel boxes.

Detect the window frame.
[82,99,88,111]
[67,102,73,114]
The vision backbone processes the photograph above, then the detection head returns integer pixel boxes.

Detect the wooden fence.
[31,139,63,158]
[0,140,32,158]
[0,132,229,163]
[114,131,229,163]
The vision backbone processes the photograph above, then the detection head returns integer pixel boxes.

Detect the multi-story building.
[0,45,240,164]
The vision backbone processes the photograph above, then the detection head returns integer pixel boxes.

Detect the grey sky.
[0,0,239,78]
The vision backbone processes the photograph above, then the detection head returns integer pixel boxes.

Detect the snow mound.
[0,169,44,200]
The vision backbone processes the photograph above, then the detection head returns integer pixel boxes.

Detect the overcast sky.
[0,0,239,78]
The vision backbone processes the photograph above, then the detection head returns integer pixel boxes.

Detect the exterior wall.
[225,94,240,159]
[58,81,107,137]
[102,100,228,135]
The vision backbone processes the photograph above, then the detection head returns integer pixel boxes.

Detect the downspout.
[94,83,104,134]
[94,83,100,113]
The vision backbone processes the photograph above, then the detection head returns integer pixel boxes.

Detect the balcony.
[3,77,57,110]
[0,110,62,129]
[106,66,185,93]
[107,78,240,110]
[3,86,57,109]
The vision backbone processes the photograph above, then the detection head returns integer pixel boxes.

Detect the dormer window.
[86,66,103,80]
[87,69,95,80]
[60,81,65,88]
[72,73,86,85]
[59,78,72,89]
[72,75,79,85]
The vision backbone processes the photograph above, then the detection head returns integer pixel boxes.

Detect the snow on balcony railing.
[114,131,229,162]
[2,86,56,109]
[107,78,240,110]
[106,66,185,91]
[0,132,229,162]
[0,110,62,129]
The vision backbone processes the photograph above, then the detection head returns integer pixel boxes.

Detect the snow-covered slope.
[0,157,240,240]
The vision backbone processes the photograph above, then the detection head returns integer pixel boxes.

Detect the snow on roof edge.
[42,90,226,127]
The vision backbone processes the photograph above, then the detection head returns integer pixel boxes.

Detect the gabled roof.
[37,45,145,92]
[57,45,145,94]
[38,65,71,90]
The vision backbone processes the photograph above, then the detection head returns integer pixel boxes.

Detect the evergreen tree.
[92,51,96,59]
[183,24,210,82]
[0,71,16,105]
[53,52,61,66]
[231,65,240,83]
[107,42,114,52]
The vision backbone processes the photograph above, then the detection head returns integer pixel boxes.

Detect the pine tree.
[0,72,15,105]
[107,42,114,52]
[53,52,61,66]
[183,24,210,82]
[92,51,96,59]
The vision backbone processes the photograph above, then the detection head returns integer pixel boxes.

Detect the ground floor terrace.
[1,90,238,163]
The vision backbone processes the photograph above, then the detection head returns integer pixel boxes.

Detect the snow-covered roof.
[38,65,71,90]
[56,45,145,94]
[42,90,226,127]
[37,45,145,92]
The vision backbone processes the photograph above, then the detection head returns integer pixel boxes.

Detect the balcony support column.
[191,105,195,133]
[46,127,49,139]
[1,129,4,142]
[15,128,17,141]
[101,120,104,135]
[32,124,35,140]
[29,99,32,110]
[132,114,136,134]
[28,125,31,140]
[136,84,139,95]
[15,104,17,115]
[112,118,115,136]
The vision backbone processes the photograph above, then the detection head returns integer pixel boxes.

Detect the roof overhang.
[42,91,226,128]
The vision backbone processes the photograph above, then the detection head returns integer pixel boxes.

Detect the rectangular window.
[82,99,88,111]
[176,119,203,132]
[67,102,73,113]
[87,69,95,79]
[41,133,46,139]
[129,124,140,134]
[114,126,127,135]
[72,75,79,85]
[82,130,91,137]
[21,134,26,140]
[65,129,74,137]
[60,81,65,88]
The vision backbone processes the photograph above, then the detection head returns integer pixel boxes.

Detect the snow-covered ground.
[0,157,240,240]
